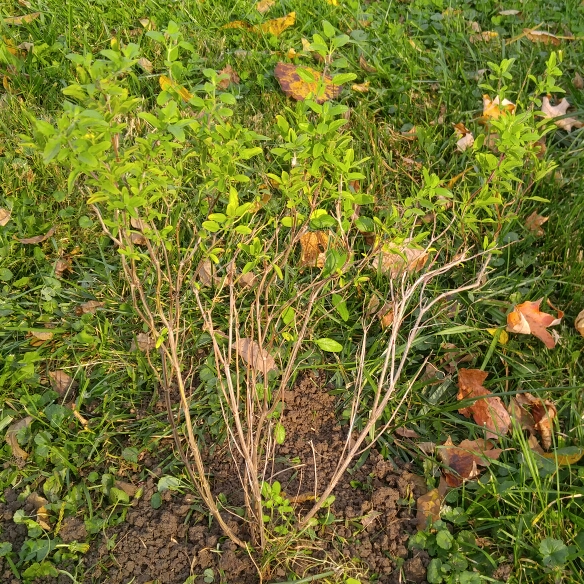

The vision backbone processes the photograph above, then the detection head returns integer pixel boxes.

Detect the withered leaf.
[132,332,154,352]
[5,416,33,459]
[49,370,78,396]
[274,62,341,103]
[352,80,370,93]
[255,0,275,14]
[159,75,192,101]
[371,243,428,278]
[18,226,56,244]
[259,12,295,35]
[482,95,516,121]
[416,488,441,530]
[457,369,511,439]
[573,72,584,90]
[575,309,584,337]
[29,330,54,345]
[532,398,557,450]
[218,64,240,89]
[470,31,499,43]
[359,55,377,73]
[55,258,73,278]
[195,259,219,287]
[137,57,153,73]
[541,97,583,132]
[361,510,382,529]
[523,29,562,46]
[235,337,277,374]
[541,447,584,466]
[26,493,50,530]
[525,211,548,237]
[130,232,148,246]
[379,304,394,329]
[506,298,562,349]
[114,480,139,497]
[299,231,328,268]
[76,300,105,315]
[4,12,40,25]
[0,208,11,226]
[395,427,420,439]
[508,396,536,434]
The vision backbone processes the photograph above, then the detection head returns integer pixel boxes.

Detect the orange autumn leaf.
[457,369,511,439]
[274,62,341,103]
[159,75,193,101]
[299,231,328,268]
[217,64,240,89]
[482,94,516,121]
[576,309,584,337]
[508,392,557,450]
[352,80,370,93]
[416,488,441,530]
[542,447,584,466]
[506,298,562,349]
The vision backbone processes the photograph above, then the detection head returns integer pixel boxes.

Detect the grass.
[1,0,584,582]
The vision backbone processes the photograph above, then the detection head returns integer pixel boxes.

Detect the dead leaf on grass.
[417,442,437,455]
[18,226,55,245]
[575,309,584,337]
[454,122,474,152]
[5,416,33,460]
[4,12,40,25]
[371,243,428,279]
[132,332,154,352]
[506,298,563,349]
[218,64,240,89]
[481,95,516,122]
[76,300,105,315]
[395,427,420,439]
[525,211,548,237]
[29,330,54,345]
[238,271,256,288]
[299,231,328,268]
[55,257,73,278]
[541,97,583,132]
[352,80,370,93]
[114,480,139,497]
[470,31,499,43]
[259,12,295,35]
[195,259,219,287]
[0,208,11,226]
[275,62,341,103]
[137,57,153,73]
[532,399,557,450]
[523,29,562,46]
[573,72,584,90]
[49,370,78,396]
[439,436,503,487]
[26,493,50,530]
[416,488,442,529]
[379,304,394,329]
[159,75,193,101]
[508,396,536,434]
[457,369,511,439]
[499,9,520,16]
[255,0,275,13]
[359,55,377,73]
[361,510,382,529]
[541,447,584,466]
[235,337,277,373]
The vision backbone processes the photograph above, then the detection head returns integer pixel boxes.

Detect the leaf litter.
[506,298,563,349]
[5,416,33,460]
[274,63,342,103]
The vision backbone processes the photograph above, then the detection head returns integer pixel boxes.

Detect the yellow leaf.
[487,328,509,345]
[4,12,40,25]
[222,20,252,30]
[159,75,193,102]
[256,0,275,14]
[541,447,584,466]
[469,31,499,43]
[299,231,328,268]
[258,11,295,36]
[352,80,370,93]
[274,62,342,103]
[325,0,339,4]
[481,94,516,121]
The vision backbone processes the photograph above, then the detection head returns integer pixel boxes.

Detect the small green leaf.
[0,268,13,282]
[315,338,343,352]
[332,293,349,322]
[122,447,139,464]
[202,220,220,232]
[540,538,569,567]
[436,529,454,550]
[109,487,130,505]
[150,492,162,509]
[426,558,443,584]
[274,422,285,445]
[79,215,94,229]
[282,306,295,326]
[158,475,181,492]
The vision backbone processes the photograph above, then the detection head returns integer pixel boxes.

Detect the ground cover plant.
[1,0,583,583]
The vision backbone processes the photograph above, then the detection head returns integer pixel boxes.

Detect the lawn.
[0,0,583,583]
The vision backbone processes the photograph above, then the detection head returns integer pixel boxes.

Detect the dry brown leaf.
[532,399,557,450]
[76,300,105,315]
[456,133,474,152]
[18,226,56,245]
[195,259,218,287]
[4,12,40,25]
[395,427,420,439]
[5,416,33,459]
[159,75,192,101]
[55,258,72,278]
[417,442,436,455]
[457,369,511,439]
[26,493,50,530]
[359,55,377,73]
[361,510,382,529]
[218,64,240,89]
[371,243,428,278]
[256,0,275,13]
[506,298,562,349]
[258,12,295,35]
[238,271,256,288]
[49,370,78,397]
[235,338,277,373]
[573,72,584,90]
[469,21,481,33]
[416,488,441,530]
[137,57,153,73]
[499,9,520,15]
[274,62,341,103]
[470,31,499,43]
[528,434,545,455]
[0,208,11,226]
[575,309,584,337]
[29,330,53,345]
[299,231,328,268]
[482,95,516,121]
[525,211,548,237]
[524,29,561,46]
[365,295,380,316]
[541,96,583,132]
[379,303,394,329]
[439,436,502,487]
[133,332,154,352]
[114,480,139,497]
[130,232,148,246]
[507,396,536,434]
[352,80,370,93]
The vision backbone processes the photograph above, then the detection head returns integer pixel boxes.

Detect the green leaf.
[436,529,454,550]
[322,20,336,39]
[150,492,162,509]
[79,215,94,229]
[122,447,139,464]
[540,538,569,567]
[158,475,181,492]
[0,268,13,282]
[0,542,12,557]
[331,73,357,85]
[282,306,295,326]
[202,220,221,233]
[274,422,285,445]
[109,487,130,505]
[426,559,443,584]
[315,338,343,353]
[332,293,349,322]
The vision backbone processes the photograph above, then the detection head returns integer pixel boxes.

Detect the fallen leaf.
[29,330,54,345]
[487,328,509,345]
[55,258,72,278]
[259,12,295,36]
[18,226,56,245]
[499,9,520,15]
[379,304,394,329]
[416,488,441,530]
[132,332,154,352]
[523,29,561,46]
[395,427,420,439]
[299,231,328,268]
[130,217,148,231]
[541,447,584,466]
[575,309,584,337]
[195,259,219,287]
[469,21,481,33]
[49,370,78,397]
[456,132,474,152]
[76,300,105,315]
[371,242,428,278]
[0,208,11,226]
[361,510,382,529]
[4,12,40,25]
[359,55,377,73]
[525,211,548,237]
[159,75,193,101]
[130,232,148,246]
[255,0,275,13]
[18,41,33,52]
[137,57,153,73]
[352,80,370,93]
[235,337,277,373]
[573,72,584,90]
[506,298,562,349]
[26,493,50,530]
[301,37,311,52]
[457,369,511,439]
[238,271,256,288]
[114,480,139,497]
[139,18,154,30]
[528,434,545,455]
[274,62,342,103]
[439,436,502,487]
[217,64,240,90]
[417,442,436,455]
[470,31,499,43]
[482,95,516,121]
[222,20,252,31]
[541,96,583,132]
[5,416,33,459]
[508,396,536,434]
[531,399,557,450]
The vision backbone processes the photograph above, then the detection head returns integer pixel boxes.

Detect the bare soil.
[0,372,429,583]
